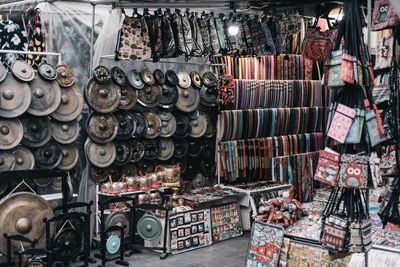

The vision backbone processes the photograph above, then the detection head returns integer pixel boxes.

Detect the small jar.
[100,182,112,193]
[149,191,162,205]
[110,182,119,194]
[126,176,138,191]
[116,182,127,193]
[150,173,162,189]
[138,176,151,191]
[137,193,150,204]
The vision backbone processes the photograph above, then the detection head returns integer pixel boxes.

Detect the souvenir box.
[210,202,243,242]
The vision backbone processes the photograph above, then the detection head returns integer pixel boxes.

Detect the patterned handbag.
[161,12,176,58]
[208,14,221,55]
[340,53,357,85]
[365,109,382,147]
[372,0,400,31]
[327,50,345,88]
[345,108,364,144]
[321,214,349,252]
[314,148,341,186]
[375,35,394,70]
[145,12,162,61]
[301,26,338,62]
[189,13,204,56]
[170,10,193,58]
[338,154,369,189]
[327,103,356,143]
[197,15,211,55]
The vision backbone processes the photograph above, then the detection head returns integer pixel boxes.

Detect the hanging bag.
[338,154,369,189]
[189,12,204,57]
[145,9,162,61]
[161,10,176,58]
[314,148,341,187]
[374,35,394,70]
[372,0,400,31]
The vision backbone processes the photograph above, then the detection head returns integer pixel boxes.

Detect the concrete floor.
[103,233,250,267]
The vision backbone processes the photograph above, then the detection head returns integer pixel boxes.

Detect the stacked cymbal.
[85,65,217,189]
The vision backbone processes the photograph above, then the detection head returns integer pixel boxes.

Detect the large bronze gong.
[0,192,54,253]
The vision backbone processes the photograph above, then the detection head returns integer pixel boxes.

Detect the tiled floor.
[103,233,250,267]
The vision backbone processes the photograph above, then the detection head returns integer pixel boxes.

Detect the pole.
[89,3,96,77]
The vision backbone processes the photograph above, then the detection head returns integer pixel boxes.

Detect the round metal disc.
[56,65,75,87]
[131,140,145,163]
[200,159,216,177]
[131,112,148,138]
[158,84,179,109]
[85,78,121,113]
[0,63,6,83]
[114,141,132,166]
[137,215,162,241]
[144,112,162,139]
[0,119,23,150]
[173,140,188,158]
[190,71,202,89]
[105,212,130,238]
[38,62,57,81]
[11,146,35,170]
[204,114,216,138]
[27,75,61,116]
[0,73,31,118]
[86,139,116,168]
[200,86,217,107]
[143,139,161,160]
[137,160,155,174]
[11,60,35,82]
[121,164,137,177]
[26,259,45,267]
[176,86,200,113]
[21,115,53,148]
[177,72,191,88]
[201,142,214,158]
[192,173,206,188]
[0,192,55,253]
[114,111,136,140]
[50,84,83,122]
[159,111,177,138]
[137,85,161,108]
[158,138,174,161]
[202,71,218,87]
[34,140,62,169]
[141,69,155,85]
[165,70,179,87]
[127,69,145,90]
[34,177,52,187]
[89,165,113,183]
[52,120,80,145]
[54,228,82,261]
[0,150,15,172]
[154,69,165,85]
[93,65,111,84]
[190,114,207,138]
[87,113,118,144]
[173,114,191,139]
[188,109,200,120]
[58,144,79,170]
[106,234,121,254]
[111,66,127,86]
[182,159,199,178]
[118,85,137,110]
[187,139,203,157]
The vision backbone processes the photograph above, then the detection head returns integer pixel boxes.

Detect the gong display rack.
[0,49,63,66]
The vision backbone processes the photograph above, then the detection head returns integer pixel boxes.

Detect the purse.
[301,25,338,62]
[345,108,364,144]
[314,148,341,187]
[327,103,356,143]
[189,12,204,57]
[338,154,369,189]
[327,50,345,88]
[372,0,400,31]
[321,214,349,252]
[380,145,398,177]
[161,11,176,58]
[365,109,382,147]
[145,11,162,61]
[374,35,394,70]
[197,15,211,55]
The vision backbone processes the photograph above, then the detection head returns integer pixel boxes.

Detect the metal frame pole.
[89,3,96,77]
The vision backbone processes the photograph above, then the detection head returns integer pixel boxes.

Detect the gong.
[121,164,137,177]
[190,113,208,138]
[58,144,79,170]
[187,139,203,157]
[52,120,80,145]
[53,228,82,261]
[11,146,35,170]
[137,85,161,108]
[203,114,216,138]
[27,74,61,116]
[38,62,57,81]
[159,111,177,138]
[202,71,218,87]
[127,69,145,90]
[111,66,127,86]
[137,160,155,174]
[0,119,23,150]
[11,60,35,82]
[85,78,121,113]
[130,140,145,163]
[143,139,161,160]
[0,62,6,83]
[106,234,121,255]
[192,173,206,188]
[21,115,53,148]
[177,72,191,88]
[200,159,216,177]
[89,165,113,183]
[165,70,179,87]
[144,112,162,139]
[200,86,217,107]
[141,69,155,85]
[173,140,188,158]
[114,111,136,140]
[173,114,191,139]
[34,177,52,188]
[34,140,62,169]
[158,84,179,109]
[50,84,83,122]
[0,73,31,118]
[153,69,165,85]
[158,138,174,161]
[190,71,202,89]
[105,212,130,238]
[86,139,116,168]
[87,113,118,144]
[0,192,55,253]
[131,112,148,138]
[56,65,75,87]
[93,65,111,84]
[137,214,162,241]
[118,85,138,110]
[25,258,45,267]
[0,150,16,172]
[176,86,200,113]
[114,141,132,166]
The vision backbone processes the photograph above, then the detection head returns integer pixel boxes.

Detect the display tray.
[210,202,243,242]
[183,188,244,209]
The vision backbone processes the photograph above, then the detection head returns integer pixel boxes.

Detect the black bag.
[161,10,176,58]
